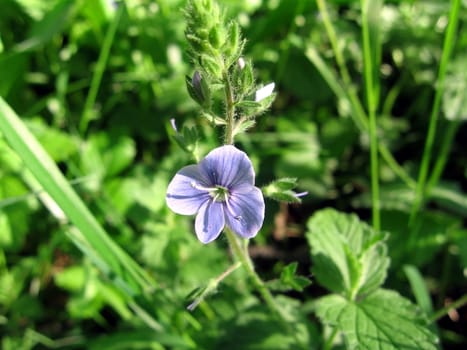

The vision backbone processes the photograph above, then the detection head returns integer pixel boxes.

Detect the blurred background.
[0,0,466,348]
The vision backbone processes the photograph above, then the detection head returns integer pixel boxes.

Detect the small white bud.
[255,82,275,102]
[237,57,246,70]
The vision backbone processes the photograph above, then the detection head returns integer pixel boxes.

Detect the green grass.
[0,0,466,349]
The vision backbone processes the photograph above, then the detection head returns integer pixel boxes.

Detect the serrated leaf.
[315,289,438,350]
[306,209,389,299]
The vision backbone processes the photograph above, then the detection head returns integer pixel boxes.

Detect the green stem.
[323,327,339,350]
[426,120,460,195]
[224,229,280,316]
[312,1,415,190]
[315,0,355,102]
[79,4,123,134]
[361,0,381,230]
[409,0,461,224]
[430,294,467,322]
[223,71,236,145]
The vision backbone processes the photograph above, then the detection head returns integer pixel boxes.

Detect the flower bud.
[208,27,224,49]
[186,71,210,106]
[200,54,222,79]
[237,57,246,70]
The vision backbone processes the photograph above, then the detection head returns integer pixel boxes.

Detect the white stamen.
[190,181,215,192]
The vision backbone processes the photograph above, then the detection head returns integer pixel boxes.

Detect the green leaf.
[0,97,154,297]
[54,265,85,292]
[403,265,434,315]
[306,208,389,299]
[315,289,438,350]
[88,329,194,350]
[80,131,136,181]
[279,262,311,292]
[25,118,78,162]
[14,0,75,53]
[262,177,307,203]
[381,209,456,268]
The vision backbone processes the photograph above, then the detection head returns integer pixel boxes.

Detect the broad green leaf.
[307,208,389,299]
[315,289,438,350]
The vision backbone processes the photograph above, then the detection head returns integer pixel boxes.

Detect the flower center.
[210,185,229,202]
[190,181,230,202]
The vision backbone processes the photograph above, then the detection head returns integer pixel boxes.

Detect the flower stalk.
[180,0,295,335]
[224,229,284,319]
[223,71,236,145]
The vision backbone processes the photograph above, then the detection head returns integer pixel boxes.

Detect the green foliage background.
[0,0,466,349]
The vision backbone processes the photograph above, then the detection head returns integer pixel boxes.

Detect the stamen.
[190,181,216,192]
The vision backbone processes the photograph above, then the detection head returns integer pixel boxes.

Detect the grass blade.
[409,0,462,224]
[0,96,154,296]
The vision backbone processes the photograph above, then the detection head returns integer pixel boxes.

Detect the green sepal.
[224,21,245,67]
[185,71,211,108]
[262,178,305,203]
[199,54,222,79]
[274,177,299,191]
[280,262,311,292]
[267,262,311,292]
[171,125,199,155]
[236,100,262,109]
[200,111,226,125]
[208,26,224,49]
[232,119,256,137]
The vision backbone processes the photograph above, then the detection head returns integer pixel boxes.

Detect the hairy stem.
[224,229,280,315]
[223,71,236,145]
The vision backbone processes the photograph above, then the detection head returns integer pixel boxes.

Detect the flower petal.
[166,164,211,215]
[195,200,225,243]
[255,82,275,102]
[199,145,255,192]
[225,187,265,239]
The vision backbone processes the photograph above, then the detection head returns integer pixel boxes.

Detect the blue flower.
[166,145,265,244]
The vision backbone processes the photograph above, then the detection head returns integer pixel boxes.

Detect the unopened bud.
[237,57,246,70]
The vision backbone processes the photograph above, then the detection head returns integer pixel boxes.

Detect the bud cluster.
[184,0,275,141]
